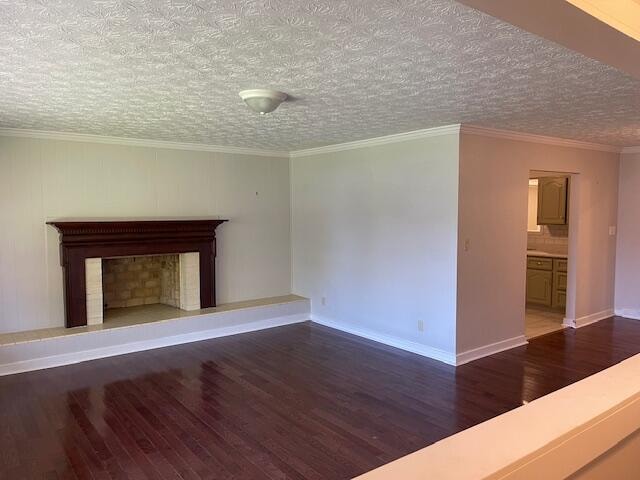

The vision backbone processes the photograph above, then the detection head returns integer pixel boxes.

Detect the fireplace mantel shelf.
[48,219,228,328]
[48,218,227,241]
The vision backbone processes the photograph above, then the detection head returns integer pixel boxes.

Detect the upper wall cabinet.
[537,177,568,225]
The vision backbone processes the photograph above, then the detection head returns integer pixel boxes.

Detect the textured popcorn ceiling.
[0,0,638,150]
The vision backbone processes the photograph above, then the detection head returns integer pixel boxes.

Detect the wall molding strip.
[615,308,640,321]
[311,314,457,365]
[461,125,623,153]
[289,124,462,158]
[1,125,628,158]
[455,335,529,366]
[312,315,530,366]
[563,309,615,329]
[0,127,289,158]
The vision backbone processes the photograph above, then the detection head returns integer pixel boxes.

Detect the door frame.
[525,170,579,328]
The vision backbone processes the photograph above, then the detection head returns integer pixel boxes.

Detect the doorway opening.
[525,170,575,339]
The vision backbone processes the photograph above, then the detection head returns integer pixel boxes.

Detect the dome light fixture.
[239,89,288,115]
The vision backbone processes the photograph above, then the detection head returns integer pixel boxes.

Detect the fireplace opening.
[85,252,201,325]
[103,255,180,310]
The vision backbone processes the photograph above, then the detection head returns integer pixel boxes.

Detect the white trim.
[455,335,529,366]
[356,354,640,480]
[312,315,528,366]
[615,308,640,320]
[496,369,640,479]
[311,314,457,365]
[563,309,615,329]
[0,128,288,158]
[0,313,308,377]
[461,125,622,153]
[289,124,462,158]
[1,125,629,158]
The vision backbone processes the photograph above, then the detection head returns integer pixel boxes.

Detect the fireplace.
[48,219,227,328]
[83,252,202,325]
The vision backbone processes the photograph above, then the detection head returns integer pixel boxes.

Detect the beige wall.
[614,152,640,320]
[458,133,619,352]
[0,135,292,333]
[291,134,460,357]
[569,428,640,480]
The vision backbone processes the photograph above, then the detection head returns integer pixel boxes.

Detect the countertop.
[527,250,568,259]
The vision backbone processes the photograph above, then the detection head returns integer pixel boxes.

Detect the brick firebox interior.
[103,255,181,310]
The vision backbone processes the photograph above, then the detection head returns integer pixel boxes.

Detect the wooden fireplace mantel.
[48,219,227,328]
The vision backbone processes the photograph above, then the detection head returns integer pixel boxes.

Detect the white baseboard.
[0,304,309,376]
[563,309,615,329]
[615,308,640,321]
[455,335,529,366]
[311,314,457,366]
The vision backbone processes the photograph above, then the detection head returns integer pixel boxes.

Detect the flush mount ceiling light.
[239,89,288,115]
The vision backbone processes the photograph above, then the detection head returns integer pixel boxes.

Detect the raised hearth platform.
[0,295,309,376]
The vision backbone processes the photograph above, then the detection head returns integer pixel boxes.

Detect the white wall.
[291,134,460,357]
[614,152,640,320]
[0,135,292,333]
[0,129,625,362]
[458,133,620,353]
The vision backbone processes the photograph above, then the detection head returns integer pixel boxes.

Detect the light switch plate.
[609,226,617,236]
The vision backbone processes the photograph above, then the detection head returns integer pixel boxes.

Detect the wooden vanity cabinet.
[552,258,567,309]
[526,255,567,310]
[526,268,553,306]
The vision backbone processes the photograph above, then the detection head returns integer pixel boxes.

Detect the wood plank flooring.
[1,317,640,479]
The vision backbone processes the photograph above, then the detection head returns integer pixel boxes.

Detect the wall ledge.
[356,354,640,480]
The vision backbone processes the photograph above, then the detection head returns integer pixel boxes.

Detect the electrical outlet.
[609,226,617,236]
[464,239,471,251]
[321,296,326,306]
[417,319,424,332]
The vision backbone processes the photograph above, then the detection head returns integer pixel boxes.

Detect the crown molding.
[0,125,632,158]
[289,124,462,158]
[0,128,289,158]
[460,125,622,153]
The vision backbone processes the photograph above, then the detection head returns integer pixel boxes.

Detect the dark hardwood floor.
[2,317,640,479]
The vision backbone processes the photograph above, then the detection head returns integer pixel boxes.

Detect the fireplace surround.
[48,219,227,328]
